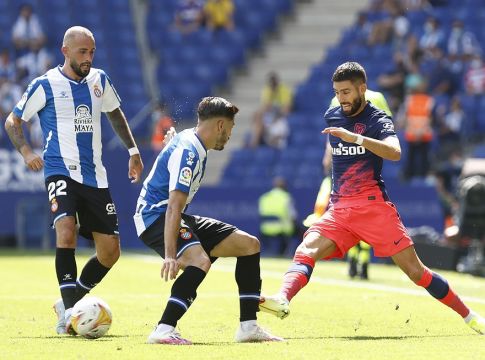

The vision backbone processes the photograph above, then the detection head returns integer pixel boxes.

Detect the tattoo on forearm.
[6,122,28,152]
[107,108,136,148]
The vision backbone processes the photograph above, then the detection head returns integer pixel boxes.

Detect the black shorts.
[45,175,119,240]
[140,213,238,261]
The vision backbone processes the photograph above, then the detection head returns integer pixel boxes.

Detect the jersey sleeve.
[13,78,46,122]
[100,71,121,113]
[167,147,199,193]
[370,113,397,140]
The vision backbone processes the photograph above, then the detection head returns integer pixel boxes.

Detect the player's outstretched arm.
[322,127,401,161]
[162,190,189,281]
[106,107,144,183]
[5,112,43,171]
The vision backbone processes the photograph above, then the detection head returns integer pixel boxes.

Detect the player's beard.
[341,96,364,116]
[213,129,229,151]
[71,59,91,78]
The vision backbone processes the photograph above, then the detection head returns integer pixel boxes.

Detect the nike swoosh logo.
[394,237,403,245]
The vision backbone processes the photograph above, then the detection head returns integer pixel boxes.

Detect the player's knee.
[55,222,77,247]
[182,250,211,273]
[239,234,260,255]
[97,236,120,267]
[192,254,211,273]
[405,266,424,284]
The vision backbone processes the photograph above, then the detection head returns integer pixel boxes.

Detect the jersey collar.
[57,65,88,84]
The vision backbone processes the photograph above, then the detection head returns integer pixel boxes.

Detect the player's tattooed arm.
[107,107,144,183]
[106,107,137,149]
[5,112,43,171]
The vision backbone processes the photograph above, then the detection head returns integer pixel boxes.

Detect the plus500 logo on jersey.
[331,143,366,156]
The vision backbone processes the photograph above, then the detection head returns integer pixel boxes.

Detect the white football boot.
[147,324,192,345]
[235,322,284,342]
[465,311,485,335]
[53,298,67,335]
[259,294,290,319]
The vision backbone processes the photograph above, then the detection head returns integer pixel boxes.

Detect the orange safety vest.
[404,94,434,142]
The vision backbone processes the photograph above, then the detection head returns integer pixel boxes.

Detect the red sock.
[416,267,470,318]
[280,253,315,302]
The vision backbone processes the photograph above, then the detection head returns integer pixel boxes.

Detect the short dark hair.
[332,62,367,84]
[197,97,239,121]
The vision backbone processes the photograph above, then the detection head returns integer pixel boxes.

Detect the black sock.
[159,266,206,327]
[75,256,111,302]
[236,253,261,322]
[56,248,77,309]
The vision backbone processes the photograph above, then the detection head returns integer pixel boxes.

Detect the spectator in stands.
[419,17,445,58]
[16,42,52,86]
[0,78,22,122]
[399,74,435,180]
[151,103,175,151]
[258,177,297,256]
[0,49,16,82]
[368,0,406,46]
[250,72,292,148]
[436,96,464,155]
[423,48,456,96]
[377,53,408,113]
[12,4,46,56]
[173,0,204,35]
[345,11,373,46]
[465,55,485,95]
[447,19,482,63]
[204,0,235,32]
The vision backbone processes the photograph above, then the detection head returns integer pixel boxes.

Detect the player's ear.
[217,118,224,131]
[360,82,367,95]
[61,45,69,57]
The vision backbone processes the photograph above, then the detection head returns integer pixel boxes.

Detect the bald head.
[61,26,95,80]
[63,26,94,47]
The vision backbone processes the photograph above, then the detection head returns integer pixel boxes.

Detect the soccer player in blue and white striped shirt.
[4,26,143,335]
[134,97,282,344]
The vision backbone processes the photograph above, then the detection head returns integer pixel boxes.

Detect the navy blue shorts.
[45,175,118,240]
[140,213,237,261]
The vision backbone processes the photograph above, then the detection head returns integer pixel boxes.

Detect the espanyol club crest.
[354,123,366,135]
[180,228,193,240]
[51,199,58,212]
[93,85,102,98]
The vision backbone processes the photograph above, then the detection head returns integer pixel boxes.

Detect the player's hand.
[163,127,176,147]
[161,257,180,281]
[128,154,144,183]
[322,127,358,143]
[23,151,43,171]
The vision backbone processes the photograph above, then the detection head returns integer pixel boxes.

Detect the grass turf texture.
[1,250,484,359]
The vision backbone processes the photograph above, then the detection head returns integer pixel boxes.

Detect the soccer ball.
[71,296,112,339]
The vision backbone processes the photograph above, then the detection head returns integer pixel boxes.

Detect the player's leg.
[208,229,282,342]
[358,241,371,280]
[267,231,336,306]
[46,175,80,335]
[74,232,120,301]
[392,246,485,334]
[141,214,208,345]
[148,244,210,345]
[74,187,120,302]
[347,245,359,278]
[260,207,358,319]
[54,216,78,334]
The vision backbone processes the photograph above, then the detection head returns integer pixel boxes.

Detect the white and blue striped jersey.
[13,65,121,188]
[134,128,207,236]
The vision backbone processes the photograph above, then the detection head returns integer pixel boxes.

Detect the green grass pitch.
[1,250,484,359]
